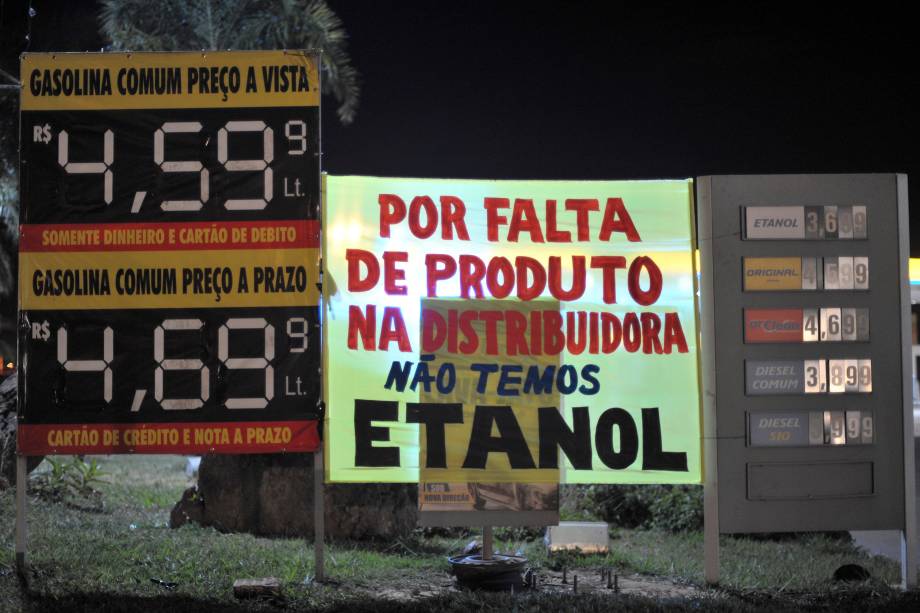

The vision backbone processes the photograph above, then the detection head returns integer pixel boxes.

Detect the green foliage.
[29,455,109,510]
[541,547,610,571]
[647,487,704,533]
[584,484,703,532]
[99,0,360,123]
[493,525,542,543]
[0,154,17,297]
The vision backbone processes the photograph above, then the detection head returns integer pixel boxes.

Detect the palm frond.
[0,176,17,296]
[99,0,360,123]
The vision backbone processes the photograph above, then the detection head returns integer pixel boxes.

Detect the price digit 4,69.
[54,316,308,411]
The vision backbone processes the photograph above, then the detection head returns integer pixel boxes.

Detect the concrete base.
[545,521,609,554]
[851,530,902,562]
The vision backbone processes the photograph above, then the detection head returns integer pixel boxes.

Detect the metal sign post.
[896,176,918,588]
[482,525,493,560]
[314,446,325,582]
[697,176,720,585]
[15,454,27,572]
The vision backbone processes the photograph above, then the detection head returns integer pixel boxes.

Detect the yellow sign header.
[20,248,319,309]
[21,50,319,110]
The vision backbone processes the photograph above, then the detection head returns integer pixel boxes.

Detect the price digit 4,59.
[56,119,308,212]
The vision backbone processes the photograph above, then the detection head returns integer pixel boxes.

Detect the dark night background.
[3,3,919,222]
[1,2,918,237]
[3,2,917,355]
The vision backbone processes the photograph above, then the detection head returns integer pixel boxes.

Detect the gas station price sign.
[698,173,913,552]
[17,51,321,455]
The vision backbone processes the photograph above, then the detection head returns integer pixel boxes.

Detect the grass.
[525,530,903,590]
[0,455,915,612]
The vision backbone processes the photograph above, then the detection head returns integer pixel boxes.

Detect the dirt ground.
[348,566,707,602]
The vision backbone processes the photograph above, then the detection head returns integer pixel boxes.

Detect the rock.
[833,563,871,582]
[176,453,417,539]
[0,372,42,489]
[463,540,482,555]
[184,456,201,477]
[233,577,283,600]
[0,373,18,485]
[169,486,205,528]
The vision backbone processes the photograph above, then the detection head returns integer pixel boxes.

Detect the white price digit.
[821,308,840,341]
[219,318,275,409]
[829,360,845,393]
[58,129,114,204]
[838,257,854,288]
[803,310,818,342]
[854,259,869,288]
[842,309,856,339]
[824,207,838,233]
[838,206,854,238]
[845,363,858,388]
[804,360,826,393]
[802,258,818,289]
[806,365,819,387]
[154,319,209,410]
[827,411,846,444]
[846,412,860,440]
[286,317,309,353]
[861,415,874,442]
[806,209,819,234]
[218,120,274,210]
[154,122,209,211]
[805,360,824,394]
[853,206,868,238]
[858,359,872,392]
[824,258,840,289]
[856,309,870,340]
[828,313,840,336]
[284,120,309,155]
[56,325,113,402]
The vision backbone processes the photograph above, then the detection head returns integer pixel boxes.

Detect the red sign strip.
[18,420,320,455]
[744,308,804,343]
[20,219,320,252]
